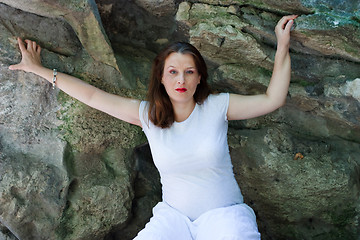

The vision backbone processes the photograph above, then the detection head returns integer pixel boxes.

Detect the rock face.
[0,0,120,72]
[0,0,359,240]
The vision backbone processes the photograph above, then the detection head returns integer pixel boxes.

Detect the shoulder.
[139,100,150,128]
[139,100,149,115]
[203,93,229,108]
[200,93,229,121]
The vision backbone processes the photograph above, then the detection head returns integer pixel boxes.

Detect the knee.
[195,204,260,240]
[134,202,193,240]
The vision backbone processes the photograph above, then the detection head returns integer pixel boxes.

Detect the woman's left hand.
[275,15,298,49]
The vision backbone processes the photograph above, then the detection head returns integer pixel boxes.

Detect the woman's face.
[161,52,201,105]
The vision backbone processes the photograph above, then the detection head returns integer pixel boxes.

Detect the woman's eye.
[170,70,177,74]
[186,70,194,74]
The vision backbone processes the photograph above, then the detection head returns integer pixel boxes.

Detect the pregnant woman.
[9,15,297,240]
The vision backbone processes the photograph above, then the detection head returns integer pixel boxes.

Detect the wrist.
[30,65,46,75]
[276,44,290,57]
[277,42,289,50]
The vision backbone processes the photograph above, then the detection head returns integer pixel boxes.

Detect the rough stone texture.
[104,144,161,240]
[0,223,17,240]
[95,0,189,52]
[0,0,120,71]
[186,4,274,69]
[0,0,359,240]
[0,2,146,239]
[133,0,176,17]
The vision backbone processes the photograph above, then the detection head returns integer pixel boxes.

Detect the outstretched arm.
[9,38,142,127]
[227,15,297,121]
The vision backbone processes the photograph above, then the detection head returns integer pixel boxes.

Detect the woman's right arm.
[9,38,142,127]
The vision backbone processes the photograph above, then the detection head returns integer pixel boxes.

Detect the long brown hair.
[147,42,211,128]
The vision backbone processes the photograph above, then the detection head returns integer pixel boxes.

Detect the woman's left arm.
[227,15,297,121]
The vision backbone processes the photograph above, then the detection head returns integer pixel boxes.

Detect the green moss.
[330,207,357,227]
[298,80,315,87]
[56,95,145,152]
[313,228,358,240]
[63,144,76,178]
[351,16,360,24]
[258,67,272,78]
[343,42,358,55]
[56,202,75,239]
[190,3,241,25]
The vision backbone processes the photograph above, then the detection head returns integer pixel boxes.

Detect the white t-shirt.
[139,93,243,221]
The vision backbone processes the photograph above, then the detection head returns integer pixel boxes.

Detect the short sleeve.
[205,93,230,121]
[139,101,150,132]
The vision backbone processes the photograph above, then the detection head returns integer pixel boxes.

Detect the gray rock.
[133,0,176,17]
[0,223,19,240]
[0,2,146,239]
[229,125,360,239]
[104,143,161,240]
[0,0,120,71]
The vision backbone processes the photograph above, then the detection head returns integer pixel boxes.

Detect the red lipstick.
[176,88,187,93]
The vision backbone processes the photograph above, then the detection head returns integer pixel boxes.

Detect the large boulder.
[0,2,146,239]
[0,0,120,72]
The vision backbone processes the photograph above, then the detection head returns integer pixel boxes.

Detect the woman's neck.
[172,99,196,123]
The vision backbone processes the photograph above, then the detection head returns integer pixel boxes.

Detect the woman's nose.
[177,73,185,84]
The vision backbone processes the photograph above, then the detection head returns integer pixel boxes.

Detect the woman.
[9,15,297,240]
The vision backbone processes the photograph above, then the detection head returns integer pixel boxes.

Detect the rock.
[185,3,273,68]
[0,2,146,239]
[292,16,360,63]
[0,223,19,240]
[187,0,313,14]
[0,60,145,240]
[0,64,69,239]
[0,154,68,240]
[176,2,191,22]
[229,125,360,239]
[340,78,360,102]
[95,0,184,52]
[0,0,120,71]
[133,0,176,17]
[56,148,137,240]
[0,2,131,89]
[104,143,162,240]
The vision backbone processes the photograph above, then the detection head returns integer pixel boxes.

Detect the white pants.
[133,202,261,240]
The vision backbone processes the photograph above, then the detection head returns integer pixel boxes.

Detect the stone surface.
[340,78,360,101]
[0,0,120,71]
[133,0,176,17]
[104,144,162,240]
[0,2,145,239]
[230,125,360,239]
[0,0,359,240]
[0,223,17,240]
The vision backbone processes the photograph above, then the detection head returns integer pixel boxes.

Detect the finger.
[32,41,37,50]
[25,39,32,50]
[277,15,298,29]
[36,45,41,54]
[9,63,22,70]
[17,37,26,53]
[281,15,298,21]
[284,19,294,32]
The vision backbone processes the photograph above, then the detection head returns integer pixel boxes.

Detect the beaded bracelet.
[52,69,57,89]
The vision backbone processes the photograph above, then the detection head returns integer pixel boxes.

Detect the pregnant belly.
[161,173,243,221]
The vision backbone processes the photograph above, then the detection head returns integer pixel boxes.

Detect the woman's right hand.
[9,37,42,73]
